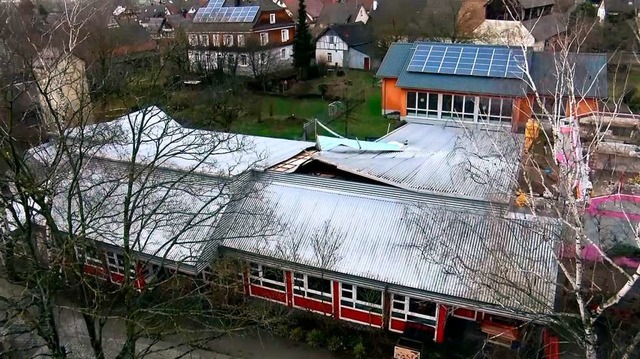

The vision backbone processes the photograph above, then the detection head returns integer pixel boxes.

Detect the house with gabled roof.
[186,0,295,75]
[376,42,607,131]
[315,22,377,69]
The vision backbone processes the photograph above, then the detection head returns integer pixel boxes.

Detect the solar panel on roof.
[192,4,260,23]
[407,44,526,79]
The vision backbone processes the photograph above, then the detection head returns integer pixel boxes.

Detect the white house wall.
[355,6,369,24]
[347,48,369,70]
[315,32,348,67]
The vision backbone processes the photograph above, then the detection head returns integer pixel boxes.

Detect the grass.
[99,69,394,140]
[236,71,392,140]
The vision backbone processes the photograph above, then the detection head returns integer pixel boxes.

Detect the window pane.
[393,294,404,302]
[441,94,453,113]
[308,276,331,293]
[479,97,491,121]
[408,298,437,317]
[356,287,382,305]
[407,92,417,109]
[463,97,476,120]
[340,299,354,307]
[262,266,284,282]
[294,272,304,279]
[392,311,405,319]
[427,93,438,116]
[417,92,427,109]
[393,301,405,310]
[453,95,464,115]
[501,98,513,118]
[342,283,352,290]
[342,290,352,298]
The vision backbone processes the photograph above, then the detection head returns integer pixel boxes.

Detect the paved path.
[0,277,338,359]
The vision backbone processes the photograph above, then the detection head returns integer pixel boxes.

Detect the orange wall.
[382,78,405,116]
[512,96,533,131]
[574,98,599,116]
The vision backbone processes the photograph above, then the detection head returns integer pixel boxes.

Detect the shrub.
[353,341,366,359]
[337,70,345,77]
[327,336,345,352]
[318,84,328,99]
[289,327,306,341]
[306,329,326,348]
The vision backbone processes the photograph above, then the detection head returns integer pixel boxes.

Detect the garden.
[95,69,397,141]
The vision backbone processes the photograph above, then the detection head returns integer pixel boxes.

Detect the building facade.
[315,23,375,70]
[186,0,295,76]
[377,42,607,131]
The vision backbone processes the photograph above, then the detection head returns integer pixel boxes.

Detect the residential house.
[486,0,555,21]
[186,0,296,76]
[473,13,567,51]
[274,0,325,23]
[32,49,92,132]
[598,0,640,18]
[23,106,562,348]
[315,0,369,28]
[315,22,377,69]
[377,42,607,131]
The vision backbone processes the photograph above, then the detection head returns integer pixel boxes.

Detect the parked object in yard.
[394,338,422,359]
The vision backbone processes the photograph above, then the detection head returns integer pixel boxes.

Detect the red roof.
[283,0,326,18]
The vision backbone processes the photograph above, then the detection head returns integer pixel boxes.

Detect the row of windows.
[248,262,438,319]
[406,91,513,124]
[75,246,136,277]
[189,29,290,48]
[192,49,290,69]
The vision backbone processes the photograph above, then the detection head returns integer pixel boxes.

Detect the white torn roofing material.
[316,135,404,152]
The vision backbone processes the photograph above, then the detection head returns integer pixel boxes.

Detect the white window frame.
[223,34,234,47]
[188,34,198,46]
[260,32,269,46]
[390,294,438,328]
[105,251,136,278]
[269,13,276,24]
[281,29,289,42]
[405,91,512,125]
[259,52,267,65]
[293,272,332,302]
[199,34,208,46]
[75,246,103,268]
[212,34,220,47]
[239,54,248,66]
[237,34,245,47]
[327,52,332,63]
[340,283,383,315]
[328,35,335,44]
[280,48,287,60]
[227,53,235,65]
[249,263,286,292]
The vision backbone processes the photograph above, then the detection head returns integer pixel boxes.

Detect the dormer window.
[269,13,276,24]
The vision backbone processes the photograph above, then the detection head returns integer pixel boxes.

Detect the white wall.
[315,32,348,67]
[188,45,294,75]
[347,48,369,70]
[355,6,369,24]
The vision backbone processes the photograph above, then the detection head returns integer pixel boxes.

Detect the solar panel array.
[192,0,259,23]
[407,44,526,79]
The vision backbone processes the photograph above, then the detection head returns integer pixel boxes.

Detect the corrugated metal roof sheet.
[396,70,527,97]
[49,159,231,265]
[375,42,413,78]
[530,52,608,98]
[61,106,314,177]
[314,123,523,203]
[216,172,560,315]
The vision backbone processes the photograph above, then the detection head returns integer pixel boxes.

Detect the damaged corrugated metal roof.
[215,172,560,316]
[313,122,524,203]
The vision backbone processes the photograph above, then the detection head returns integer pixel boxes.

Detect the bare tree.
[402,28,640,358]
[0,2,282,358]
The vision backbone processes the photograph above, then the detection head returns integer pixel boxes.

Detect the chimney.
[373,0,378,10]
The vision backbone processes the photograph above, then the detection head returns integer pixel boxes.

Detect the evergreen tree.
[293,0,313,79]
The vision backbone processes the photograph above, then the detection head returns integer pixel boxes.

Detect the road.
[0,277,338,359]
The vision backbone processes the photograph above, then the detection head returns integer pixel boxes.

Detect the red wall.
[83,264,107,278]
[332,282,340,319]
[340,307,383,327]
[453,308,477,320]
[293,295,333,314]
[250,285,287,303]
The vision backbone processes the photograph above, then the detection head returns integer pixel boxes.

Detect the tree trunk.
[83,313,105,359]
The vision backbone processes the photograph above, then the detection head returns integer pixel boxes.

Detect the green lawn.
[99,70,395,140]
[234,71,392,140]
